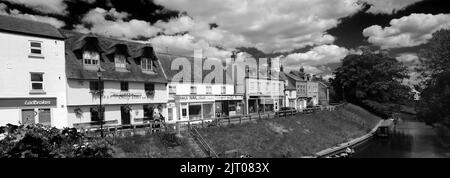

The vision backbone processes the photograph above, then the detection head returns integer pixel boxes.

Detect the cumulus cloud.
[154,15,195,35]
[154,0,363,53]
[283,45,349,66]
[363,13,450,49]
[2,0,68,15]
[75,8,162,39]
[149,34,232,59]
[361,0,423,14]
[0,3,65,28]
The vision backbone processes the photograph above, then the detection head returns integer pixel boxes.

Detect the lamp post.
[97,68,104,138]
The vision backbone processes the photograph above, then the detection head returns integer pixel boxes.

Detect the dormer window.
[83,51,100,66]
[115,55,126,69]
[141,58,153,71]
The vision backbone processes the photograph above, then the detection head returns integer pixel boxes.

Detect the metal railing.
[189,125,219,158]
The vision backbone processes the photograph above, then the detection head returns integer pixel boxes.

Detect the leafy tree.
[416,29,450,126]
[332,50,412,117]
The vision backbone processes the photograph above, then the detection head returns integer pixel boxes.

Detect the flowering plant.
[0,124,114,158]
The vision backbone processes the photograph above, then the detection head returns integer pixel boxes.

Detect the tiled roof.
[282,72,302,90]
[61,29,167,83]
[157,53,233,84]
[0,15,64,39]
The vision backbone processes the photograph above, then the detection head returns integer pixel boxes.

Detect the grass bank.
[110,133,196,158]
[198,104,381,158]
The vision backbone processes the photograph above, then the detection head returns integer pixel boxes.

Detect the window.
[120,82,129,91]
[169,85,176,94]
[190,86,197,95]
[182,108,187,117]
[30,73,44,91]
[83,51,100,66]
[89,81,104,91]
[141,58,153,71]
[145,83,154,92]
[38,109,51,126]
[206,86,212,95]
[90,108,100,122]
[115,55,126,68]
[221,86,226,94]
[30,41,42,55]
[168,108,173,121]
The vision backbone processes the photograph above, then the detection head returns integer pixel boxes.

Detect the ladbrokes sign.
[0,97,57,108]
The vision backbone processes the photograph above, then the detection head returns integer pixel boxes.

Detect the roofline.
[67,77,168,84]
[0,29,65,40]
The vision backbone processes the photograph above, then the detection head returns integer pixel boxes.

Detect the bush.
[0,124,114,158]
[158,132,183,148]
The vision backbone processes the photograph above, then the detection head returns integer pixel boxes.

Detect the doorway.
[21,109,36,125]
[120,106,131,125]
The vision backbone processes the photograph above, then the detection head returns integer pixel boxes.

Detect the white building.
[157,53,244,123]
[61,30,169,128]
[0,16,68,128]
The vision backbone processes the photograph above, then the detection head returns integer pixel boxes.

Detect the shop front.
[0,97,57,126]
[170,95,216,122]
[247,95,281,114]
[214,95,244,118]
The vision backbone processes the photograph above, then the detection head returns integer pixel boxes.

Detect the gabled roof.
[0,15,64,40]
[61,29,167,83]
[157,52,233,84]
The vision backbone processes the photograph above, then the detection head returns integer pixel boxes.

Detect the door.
[38,109,51,126]
[22,109,36,125]
[120,106,131,125]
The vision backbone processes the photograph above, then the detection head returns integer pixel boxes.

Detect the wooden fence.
[77,103,346,137]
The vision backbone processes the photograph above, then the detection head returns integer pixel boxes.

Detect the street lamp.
[97,68,104,137]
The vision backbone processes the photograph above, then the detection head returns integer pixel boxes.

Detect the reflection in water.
[353,119,450,158]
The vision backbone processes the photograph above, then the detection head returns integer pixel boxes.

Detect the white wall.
[0,32,67,128]
[168,82,234,96]
[67,80,168,106]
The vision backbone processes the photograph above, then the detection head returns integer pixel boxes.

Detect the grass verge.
[198,104,381,158]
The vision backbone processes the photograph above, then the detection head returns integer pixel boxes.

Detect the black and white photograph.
[0,0,450,170]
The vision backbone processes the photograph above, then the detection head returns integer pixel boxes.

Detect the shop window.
[30,73,44,91]
[206,86,212,95]
[38,109,51,126]
[89,81,104,91]
[190,86,197,95]
[141,58,153,71]
[121,82,129,91]
[83,51,100,66]
[203,103,214,119]
[189,104,202,120]
[115,55,127,69]
[30,41,42,56]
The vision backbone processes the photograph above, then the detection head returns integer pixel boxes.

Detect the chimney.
[299,66,304,73]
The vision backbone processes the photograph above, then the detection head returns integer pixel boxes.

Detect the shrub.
[0,124,114,158]
[158,132,183,148]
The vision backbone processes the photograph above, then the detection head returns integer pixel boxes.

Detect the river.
[352,117,450,158]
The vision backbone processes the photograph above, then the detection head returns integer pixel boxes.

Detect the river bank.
[197,104,380,158]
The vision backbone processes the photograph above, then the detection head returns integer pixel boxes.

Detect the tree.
[416,29,450,126]
[332,50,412,117]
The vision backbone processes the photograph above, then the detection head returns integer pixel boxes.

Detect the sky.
[0,0,449,79]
